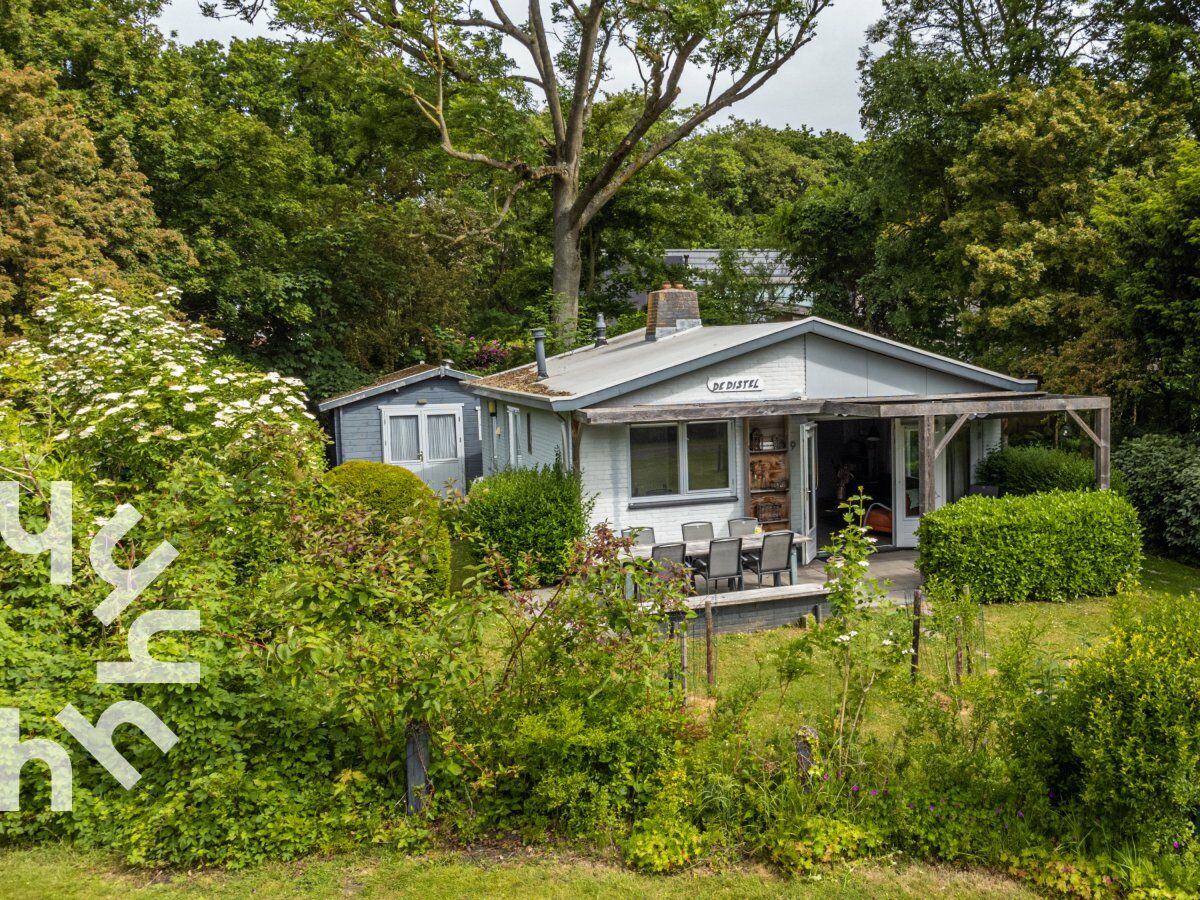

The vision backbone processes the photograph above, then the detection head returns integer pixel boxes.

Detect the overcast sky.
[155,0,882,138]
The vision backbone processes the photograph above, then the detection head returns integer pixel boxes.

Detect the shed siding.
[604,340,806,406]
[804,334,988,398]
[484,402,568,474]
[579,420,745,540]
[335,377,483,483]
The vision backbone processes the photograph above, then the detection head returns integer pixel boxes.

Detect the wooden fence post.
[405,723,431,814]
[795,726,819,788]
[704,601,715,687]
[679,626,689,706]
[911,589,922,682]
[954,630,964,685]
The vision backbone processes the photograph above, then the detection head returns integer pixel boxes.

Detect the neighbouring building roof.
[470,316,1038,412]
[664,248,794,285]
[317,361,477,412]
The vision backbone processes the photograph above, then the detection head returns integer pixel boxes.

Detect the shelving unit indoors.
[745,415,791,532]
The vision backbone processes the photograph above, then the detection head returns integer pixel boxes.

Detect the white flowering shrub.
[0,281,324,483]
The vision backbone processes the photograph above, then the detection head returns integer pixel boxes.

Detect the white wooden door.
[798,421,818,564]
[381,404,465,494]
[892,419,922,548]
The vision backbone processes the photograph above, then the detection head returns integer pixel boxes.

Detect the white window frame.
[628,420,735,501]
[379,404,465,466]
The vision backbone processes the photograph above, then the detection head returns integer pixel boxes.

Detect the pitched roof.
[470,316,1037,411]
[317,362,477,411]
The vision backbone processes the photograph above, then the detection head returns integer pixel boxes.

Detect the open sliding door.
[892,419,922,548]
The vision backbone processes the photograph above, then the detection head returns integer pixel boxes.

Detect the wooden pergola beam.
[920,415,936,521]
[933,413,971,460]
[824,394,1109,419]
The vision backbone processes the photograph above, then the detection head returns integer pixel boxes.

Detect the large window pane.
[630,425,679,497]
[388,415,420,462]
[686,422,730,491]
[426,413,458,460]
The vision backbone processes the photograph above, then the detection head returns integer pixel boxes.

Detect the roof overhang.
[317,366,477,412]
[573,392,1109,425]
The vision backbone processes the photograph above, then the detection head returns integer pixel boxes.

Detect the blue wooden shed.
[318,362,482,494]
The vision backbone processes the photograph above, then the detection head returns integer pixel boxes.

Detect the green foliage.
[0,281,324,485]
[760,816,881,874]
[917,491,1143,602]
[450,527,689,839]
[975,446,1098,496]
[1115,433,1200,561]
[324,461,451,596]
[822,490,890,616]
[1018,593,1200,846]
[0,66,192,320]
[461,465,593,585]
[0,286,479,869]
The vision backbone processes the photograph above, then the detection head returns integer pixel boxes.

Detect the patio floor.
[793,548,922,601]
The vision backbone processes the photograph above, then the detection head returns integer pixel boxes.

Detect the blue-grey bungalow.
[469,285,1111,560]
[318,361,482,494]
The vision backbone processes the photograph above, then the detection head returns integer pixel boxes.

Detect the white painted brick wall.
[579,420,747,542]
[601,338,806,406]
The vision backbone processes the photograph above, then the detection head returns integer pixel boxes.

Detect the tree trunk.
[552,177,582,346]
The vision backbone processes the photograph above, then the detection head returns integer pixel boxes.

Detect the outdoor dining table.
[624,531,813,591]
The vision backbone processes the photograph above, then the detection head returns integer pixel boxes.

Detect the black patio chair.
[743,530,795,587]
[692,537,744,594]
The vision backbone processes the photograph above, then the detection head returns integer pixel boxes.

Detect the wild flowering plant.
[823,489,889,617]
[0,281,324,484]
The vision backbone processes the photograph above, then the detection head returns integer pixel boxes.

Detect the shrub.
[917,491,1142,602]
[461,464,593,583]
[1114,433,1200,561]
[325,460,451,595]
[1018,594,1200,845]
[975,446,1097,496]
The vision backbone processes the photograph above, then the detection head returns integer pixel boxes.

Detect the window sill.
[628,492,737,510]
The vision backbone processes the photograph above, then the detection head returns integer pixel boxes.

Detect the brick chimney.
[645,282,701,342]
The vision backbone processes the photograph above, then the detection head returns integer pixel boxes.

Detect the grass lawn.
[701,554,1200,738]
[0,845,1039,899]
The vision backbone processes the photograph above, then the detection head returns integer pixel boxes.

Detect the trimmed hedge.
[461,464,593,584]
[974,445,1096,496]
[324,460,452,595]
[917,490,1142,602]
[1114,433,1200,561]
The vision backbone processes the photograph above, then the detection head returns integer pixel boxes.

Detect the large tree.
[0,65,192,322]
[258,0,832,341]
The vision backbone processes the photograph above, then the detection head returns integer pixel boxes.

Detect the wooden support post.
[911,590,922,682]
[679,627,689,706]
[920,415,936,518]
[954,631,964,686]
[405,723,431,814]
[1095,405,1111,490]
[704,601,715,687]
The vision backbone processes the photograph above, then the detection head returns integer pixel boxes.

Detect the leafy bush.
[325,460,451,596]
[917,491,1142,602]
[0,285,480,868]
[975,446,1097,496]
[1020,594,1200,845]
[461,464,593,584]
[1114,433,1200,561]
[447,527,689,840]
[760,817,881,874]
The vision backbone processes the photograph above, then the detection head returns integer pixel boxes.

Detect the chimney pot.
[674,282,684,289]
[532,328,548,380]
[594,312,608,347]
[661,281,671,289]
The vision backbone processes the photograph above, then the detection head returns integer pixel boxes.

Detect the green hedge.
[1114,433,1200,561]
[917,490,1142,602]
[974,445,1097,496]
[461,464,593,584]
[325,460,452,595]
[1019,593,1200,842]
